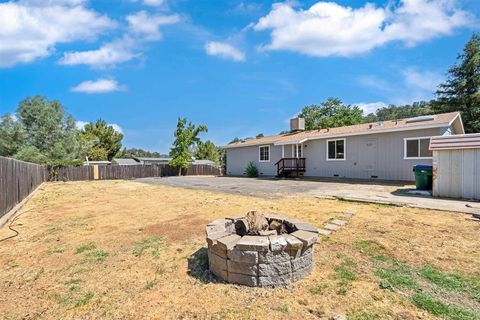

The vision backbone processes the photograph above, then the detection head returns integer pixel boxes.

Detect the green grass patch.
[132,236,164,258]
[145,280,157,290]
[309,283,328,295]
[84,250,109,263]
[64,278,82,292]
[75,242,96,254]
[47,246,65,254]
[333,255,358,295]
[420,266,480,301]
[74,292,94,308]
[273,304,290,313]
[334,257,358,282]
[411,293,480,320]
[376,261,417,291]
[355,240,387,256]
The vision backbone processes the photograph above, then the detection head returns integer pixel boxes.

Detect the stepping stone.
[317,229,331,236]
[331,219,347,226]
[324,223,340,231]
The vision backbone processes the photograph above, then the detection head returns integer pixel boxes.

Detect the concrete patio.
[136,176,480,214]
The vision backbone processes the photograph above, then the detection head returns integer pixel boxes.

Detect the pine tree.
[435,34,480,133]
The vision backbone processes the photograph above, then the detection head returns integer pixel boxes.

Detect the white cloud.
[71,78,126,94]
[109,123,124,134]
[129,0,165,7]
[205,41,246,62]
[358,67,444,104]
[354,102,389,115]
[59,12,179,68]
[143,0,164,7]
[75,120,89,130]
[76,120,123,133]
[402,68,443,92]
[59,36,139,68]
[126,11,180,40]
[0,0,116,67]
[254,0,474,57]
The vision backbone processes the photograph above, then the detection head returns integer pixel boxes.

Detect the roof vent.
[406,115,435,123]
[290,118,305,131]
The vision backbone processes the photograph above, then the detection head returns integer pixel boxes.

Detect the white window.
[404,137,432,159]
[326,139,346,161]
[259,145,270,162]
[294,144,303,158]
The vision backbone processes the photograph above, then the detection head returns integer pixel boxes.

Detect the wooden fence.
[0,157,47,219]
[48,164,222,181]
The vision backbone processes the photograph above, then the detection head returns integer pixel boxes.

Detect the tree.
[116,148,163,158]
[228,137,242,144]
[365,101,435,122]
[78,119,123,161]
[434,33,480,133]
[195,140,220,164]
[14,96,82,165]
[0,114,25,157]
[298,98,364,130]
[169,118,208,175]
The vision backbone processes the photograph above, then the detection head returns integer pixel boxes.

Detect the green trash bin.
[413,165,433,190]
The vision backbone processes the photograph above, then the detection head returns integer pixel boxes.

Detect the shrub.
[244,161,259,177]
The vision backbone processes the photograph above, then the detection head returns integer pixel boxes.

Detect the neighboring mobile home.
[224,112,464,182]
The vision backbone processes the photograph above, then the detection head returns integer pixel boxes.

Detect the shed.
[430,134,480,200]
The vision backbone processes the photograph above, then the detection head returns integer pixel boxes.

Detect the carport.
[430,134,480,200]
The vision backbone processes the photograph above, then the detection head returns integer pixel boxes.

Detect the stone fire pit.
[206,211,319,287]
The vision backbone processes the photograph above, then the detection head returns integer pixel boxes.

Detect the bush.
[244,161,259,177]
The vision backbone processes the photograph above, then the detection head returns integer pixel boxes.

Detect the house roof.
[430,133,480,151]
[83,161,111,165]
[136,157,171,162]
[112,158,139,165]
[223,112,463,149]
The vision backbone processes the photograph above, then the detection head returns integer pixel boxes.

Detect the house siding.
[226,127,447,181]
[303,128,442,181]
[226,144,282,176]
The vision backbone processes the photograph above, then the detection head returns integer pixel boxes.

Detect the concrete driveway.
[136,176,480,214]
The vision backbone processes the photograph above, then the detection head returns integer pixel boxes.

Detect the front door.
[360,139,378,178]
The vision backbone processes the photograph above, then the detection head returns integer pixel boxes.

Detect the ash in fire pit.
[206,211,319,287]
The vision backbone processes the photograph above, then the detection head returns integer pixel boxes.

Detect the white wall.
[433,149,480,200]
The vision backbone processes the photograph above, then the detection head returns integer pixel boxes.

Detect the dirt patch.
[143,214,210,242]
[0,180,478,320]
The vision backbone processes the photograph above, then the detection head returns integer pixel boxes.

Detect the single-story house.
[224,112,464,182]
[111,158,141,166]
[83,160,111,166]
[134,157,171,165]
[192,159,218,166]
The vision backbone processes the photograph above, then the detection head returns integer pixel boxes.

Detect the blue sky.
[0,0,478,153]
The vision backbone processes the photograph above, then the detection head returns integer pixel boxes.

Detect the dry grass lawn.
[0,180,479,320]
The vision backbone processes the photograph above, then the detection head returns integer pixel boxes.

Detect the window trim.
[326,138,346,161]
[259,145,270,162]
[293,144,303,158]
[403,136,433,160]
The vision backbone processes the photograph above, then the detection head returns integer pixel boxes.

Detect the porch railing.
[275,158,306,177]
